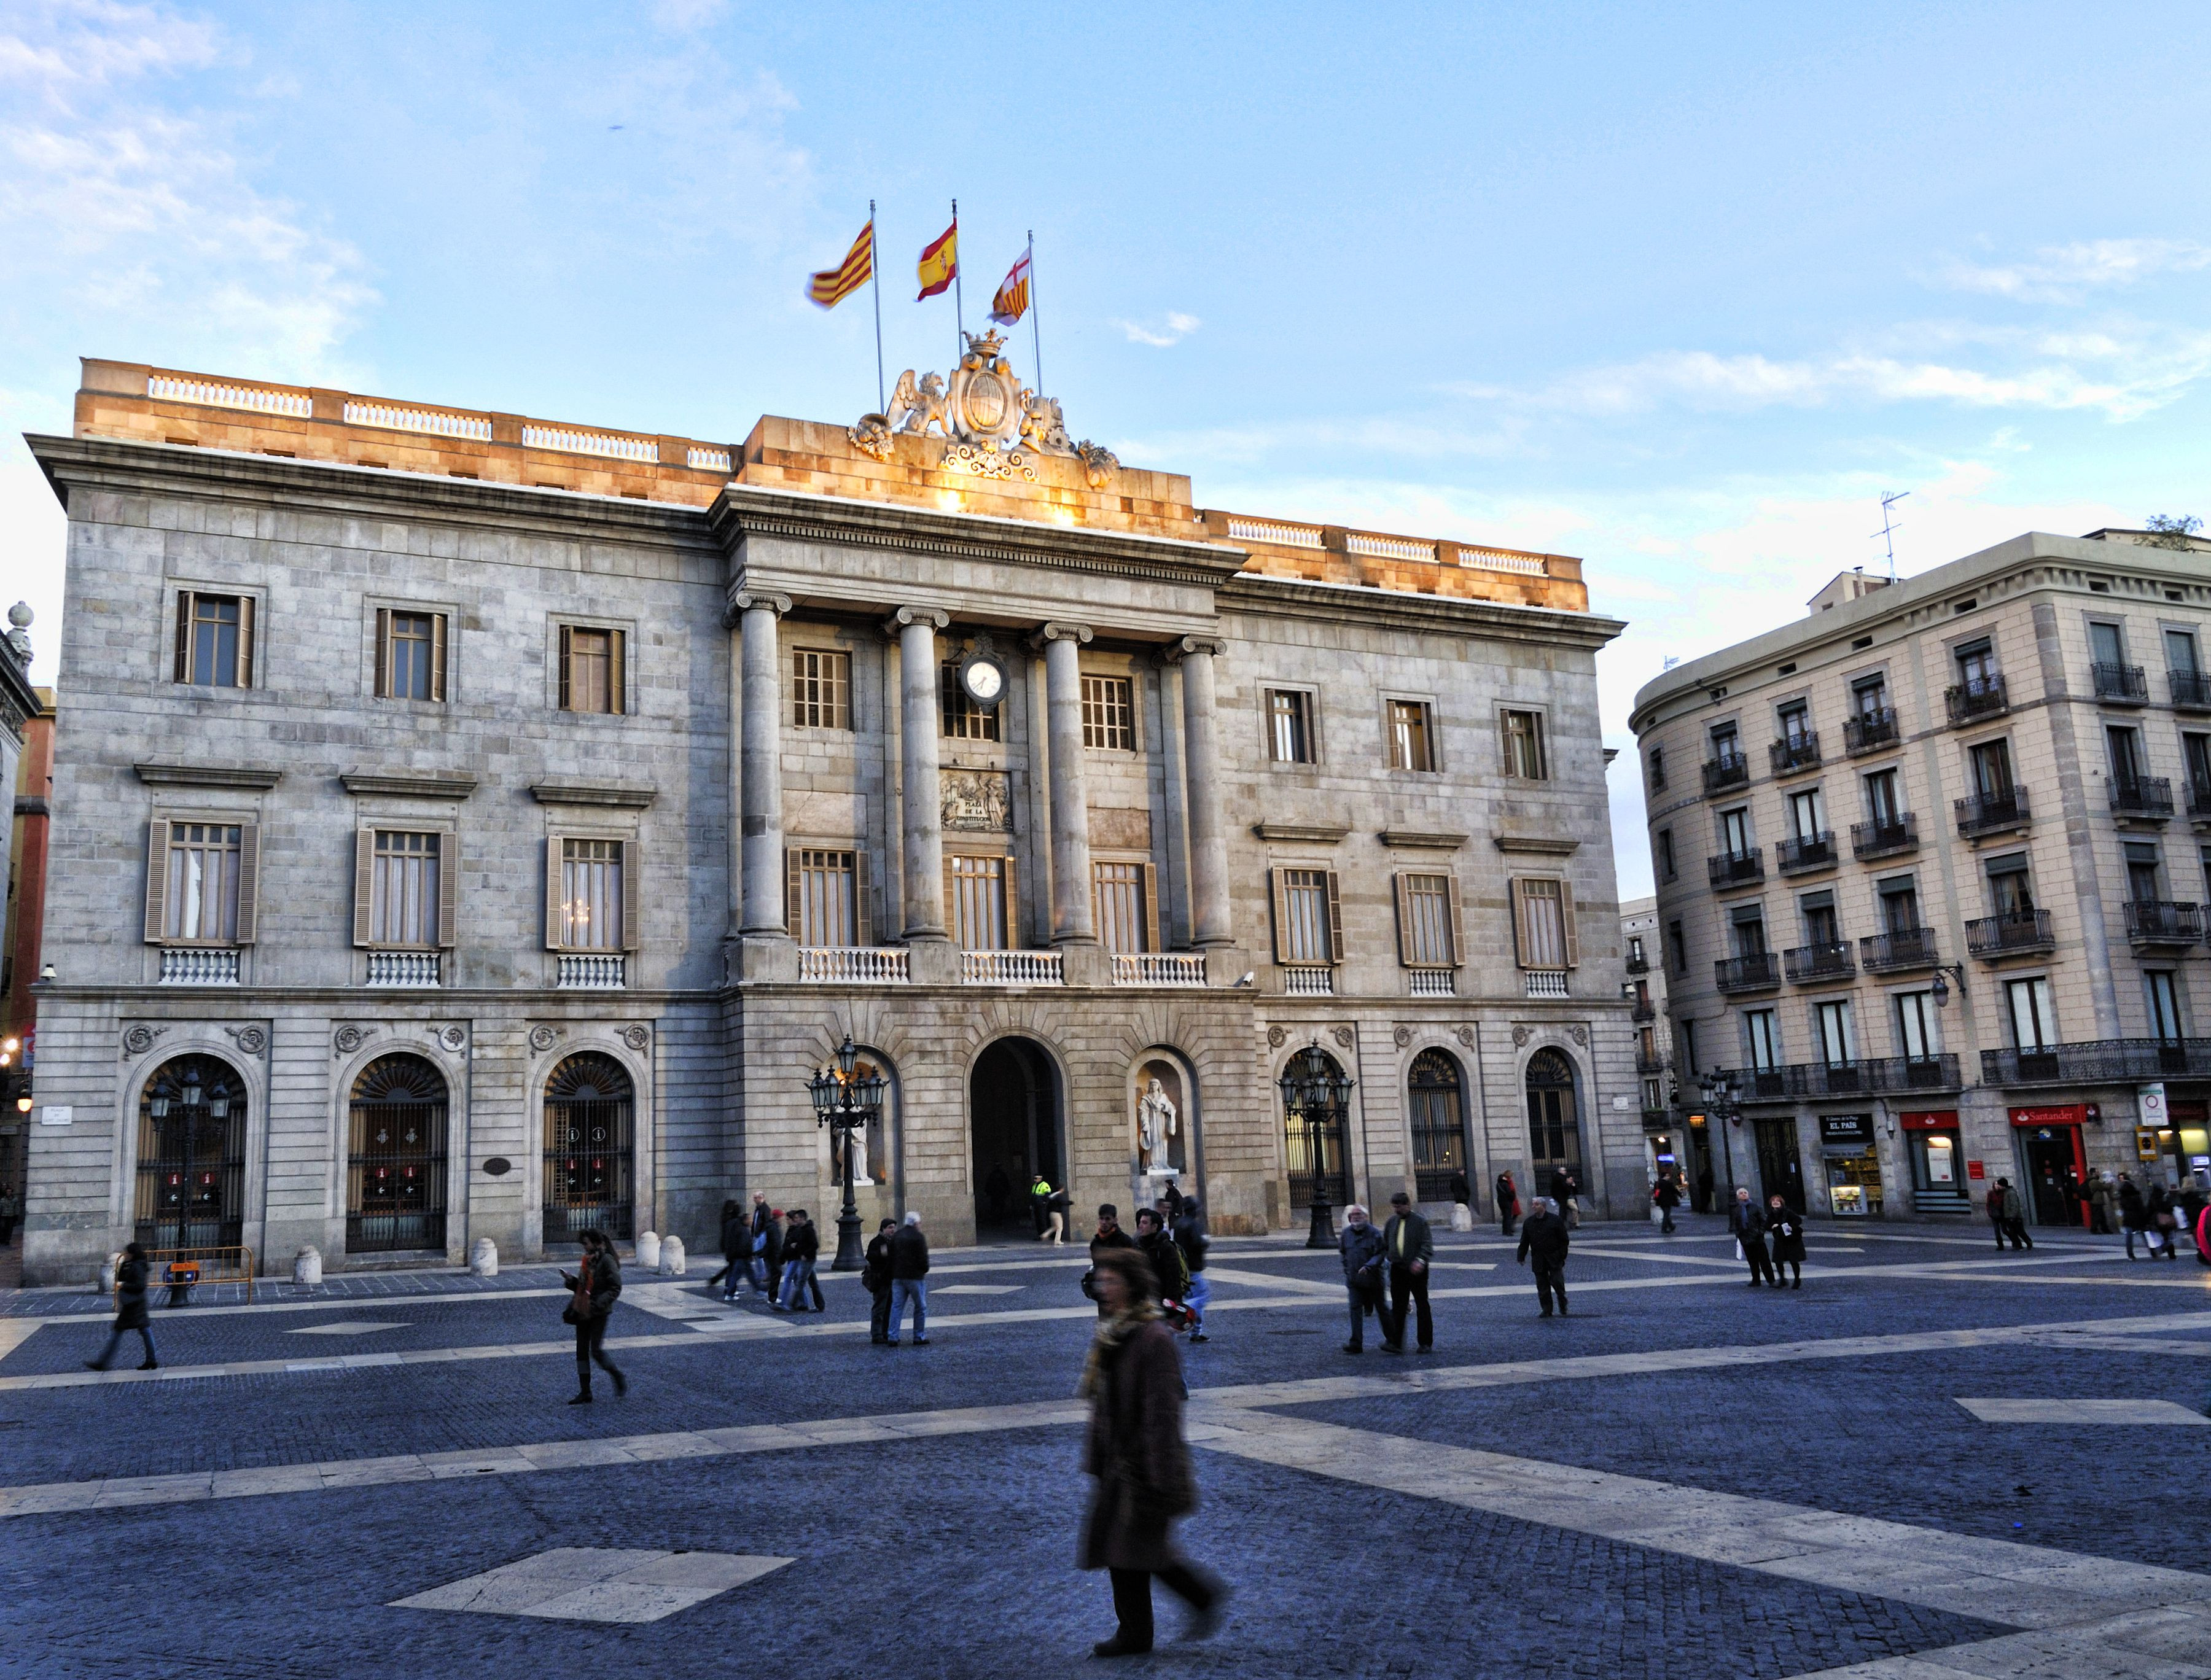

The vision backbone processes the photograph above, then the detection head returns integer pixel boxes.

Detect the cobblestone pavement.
[0,1217,2204,1679]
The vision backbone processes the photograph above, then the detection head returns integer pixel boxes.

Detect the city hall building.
[18,353,1632,1283]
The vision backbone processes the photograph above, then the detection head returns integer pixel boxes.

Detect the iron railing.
[1946,674,2009,725]
[1714,952,1782,992]
[1770,733,1822,774]
[1956,788,2030,836]
[2191,779,2211,823]
[1860,927,1939,971]
[1702,752,1750,795]
[1715,1052,1960,1102]
[2122,900,2204,946]
[2091,661,2148,704]
[1983,1038,2211,1086]
[1624,952,1650,975]
[2109,777,2174,820]
[1844,709,1899,753]
[1850,815,1917,859]
[1966,909,2054,957]
[1776,832,1837,873]
[1709,849,1764,888]
[2172,670,2211,710]
[1783,942,1855,982]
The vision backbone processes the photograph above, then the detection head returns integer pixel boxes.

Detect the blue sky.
[6,1,2210,896]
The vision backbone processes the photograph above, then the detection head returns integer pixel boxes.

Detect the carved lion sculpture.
[1020,394,1077,456]
[888,369,950,437]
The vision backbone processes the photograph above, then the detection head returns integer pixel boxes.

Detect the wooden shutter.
[236,594,255,689]
[235,823,261,945]
[373,608,390,698]
[143,819,172,942]
[1392,874,1413,965]
[609,629,626,716]
[854,849,873,945]
[942,855,959,944]
[1141,862,1160,955]
[1001,852,1020,948]
[352,830,376,947]
[173,591,193,682]
[1559,879,1580,968]
[1268,867,1289,965]
[1510,878,1532,968]
[430,612,448,702]
[544,836,564,950]
[1324,869,1344,965]
[785,846,802,938]
[557,625,573,711]
[620,838,641,951]
[1445,873,1465,967]
[435,831,457,949]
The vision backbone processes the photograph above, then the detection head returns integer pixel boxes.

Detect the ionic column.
[891,607,951,941]
[1038,621,1096,945]
[1171,636,1233,947]
[735,591,792,936]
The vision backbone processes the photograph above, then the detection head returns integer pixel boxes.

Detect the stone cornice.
[529,779,657,809]
[1217,570,1624,648]
[1254,822,1352,844]
[135,761,283,790]
[339,772,478,800]
[1379,829,1468,850]
[1494,833,1580,856]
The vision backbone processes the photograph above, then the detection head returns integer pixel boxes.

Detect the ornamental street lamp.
[1278,1040,1355,1250]
[1699,1070,1741,1194]
[806,1034,885,1272]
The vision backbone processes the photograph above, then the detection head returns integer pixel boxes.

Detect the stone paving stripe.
[390,1546,792,1624]
[1954,1398,2211,1426]
[284,1321,411,1336]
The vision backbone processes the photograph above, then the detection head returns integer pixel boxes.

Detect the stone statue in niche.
[1136,1068,1185,1178]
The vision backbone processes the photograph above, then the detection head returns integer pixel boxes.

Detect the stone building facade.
[19,356,1633,1283]
[1631,532,2211,1226]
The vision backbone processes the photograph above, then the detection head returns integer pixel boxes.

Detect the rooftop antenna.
[1873,490,1909,580]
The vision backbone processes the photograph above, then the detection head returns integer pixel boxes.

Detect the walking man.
[84,1242,158,1371]
[776,1209,821,1310]
[1730,1186,1775,1285]
[1495,1170,1519,1237]
[1172,1197,1211,1344]
[887,1210,930,1345]
[1338,1203,1387,1352]
[562,1230,626,1404]
[711,1198,747,1301]
[2119,1173,2147,1259]
[746,1190,771,1291]
[1380,1191,1433,1354]
[1987,1179,2031,1251]
[1515,1196,1571,1317]
[1134,1208,1190,1312]
[864,1217,897,1344]
[1653,1171,1682,1234]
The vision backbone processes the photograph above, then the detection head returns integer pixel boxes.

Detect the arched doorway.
[970,1039,1061,1235]
[346,1054,450,1253]
[544,1052,635,1243]
[1282,1044,1351,1211]
[1408,1049,1467,1202]
[135,1054,248,1250]
[1525,1049,1585,1196]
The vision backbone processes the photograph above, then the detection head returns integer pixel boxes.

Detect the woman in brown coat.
[1080,1247,1225,1657]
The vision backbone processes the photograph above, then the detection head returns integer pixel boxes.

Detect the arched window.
[1408,1050,1466,1202]
[346,1055,450,1253]
[1281,1045,1351,1211]
[1526,1049,1585,1186]
[135,1055,248,1251]
[544,1052,635,1243]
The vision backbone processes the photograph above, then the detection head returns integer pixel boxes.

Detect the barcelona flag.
[989,251,1031,325]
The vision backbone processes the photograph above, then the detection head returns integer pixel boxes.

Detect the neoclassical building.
[18,354,1633,1282]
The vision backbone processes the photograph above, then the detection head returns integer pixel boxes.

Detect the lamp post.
[1928,964,1967,1008]
[1279,1039,1354,1250]
[806,1035,884,1272]
[1699,1071,1741,1194]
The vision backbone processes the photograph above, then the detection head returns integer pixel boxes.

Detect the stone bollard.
[636,1230,661,1270]
[97,1252,122,1294]
[469,1236,498,1278]
[1449,1203,1475,1233]
[292,1245,323,1286]
[658,1235,686,1276]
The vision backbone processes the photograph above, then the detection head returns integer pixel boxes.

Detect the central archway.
[970,1038,1063,1237]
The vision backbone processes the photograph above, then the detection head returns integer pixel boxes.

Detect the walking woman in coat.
[561,1230,627,1404]
[1766,1193,1806,1288]
[1495,1170,1520,1237]
[2119,1173,2147,1259]
[85,1242,158,1371]
[1080,1248,1224,1657]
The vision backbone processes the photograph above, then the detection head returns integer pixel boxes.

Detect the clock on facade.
[959,650,1008,710]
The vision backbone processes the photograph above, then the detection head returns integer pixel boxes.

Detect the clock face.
[962,658,1005,704]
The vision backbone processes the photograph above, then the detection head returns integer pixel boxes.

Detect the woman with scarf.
[1079,1247,1225,1657]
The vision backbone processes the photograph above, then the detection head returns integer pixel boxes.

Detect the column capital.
[725,589,793,628]
[1158,634,1227,664]
[1032,620,1094,650]
[884,605,951,636]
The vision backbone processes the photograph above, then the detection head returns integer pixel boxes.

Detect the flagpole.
[868,201,885,414]
[951,198,964,358]
[1026,230,1042,395]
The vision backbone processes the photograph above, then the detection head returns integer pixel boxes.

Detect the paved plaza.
[2,1219,2209,1679]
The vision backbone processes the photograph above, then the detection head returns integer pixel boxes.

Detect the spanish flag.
[916,219,958,300]
[989,250,1031,325]
[808,220,873,309]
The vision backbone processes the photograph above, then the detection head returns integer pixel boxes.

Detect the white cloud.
[1116,311,1201,348]
[1938,238,2211,303]
[0,0,216,99]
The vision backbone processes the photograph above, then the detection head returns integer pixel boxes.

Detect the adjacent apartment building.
[17,355,1636,1283]
[1631,532,2211,1225]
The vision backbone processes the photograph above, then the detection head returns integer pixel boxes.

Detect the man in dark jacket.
[1987,1178,2031,1251]
[746,1190,771,1290]
[713,1199,748,1301]
[85,1242,158,1371]
[761,1208,787,1304]
[1729,1187,1774,1286]
[2119,1173,2147,1259]
[1694,1162,1715,1215]
[1549,1166,1581,1228]
[863,1217,897,1344]
[887,1211,930,1345]
[1515,1197,1571,1317]
[1338,1204,1387,1352]
[1134,1208,1189,1309]
[1172,1199,1211,1344]
[1090,1204,1138,1318]
[776,1210,822,1311]
[1654,1172,1682,1234]
[1380,1191,1435,1353]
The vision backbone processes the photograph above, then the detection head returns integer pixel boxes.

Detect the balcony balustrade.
[1624,952,1650,975]
[1112,952,1209,987]
[1769,733,1822,775]
[1708,849,1765,888]
[1284,965,1336,997]
[1714,952,1781,993]
[2091,661,2148,704]
[1850,814,1918,859]
[962,950,1065,986]
[1956,788,2030,837]
[365,951,442,987]
[1702,752,1750,795]
[1635,1050,1667,1075]
[1965,909,2054,958]
[158,947,240,986]
[1783,941,1855,983]
[1407,968,1457,997]
[1715,1052,1961,1101]
[1844,709,1900,754]
[1629,998,1656,1023]
[556,953,626,989]
[1776,831,1837,874]
[2110,776,2174,821]
[1983,1038,2211,1086]
[1860,927,1939,972]
[2121,900,2204,949]
[2172,669,2211,710]
[798,946,911,983]
[1945,674,2009,725]
[1523,970,1570,999]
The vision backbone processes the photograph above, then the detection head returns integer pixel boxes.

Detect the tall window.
[2107,725,2144,787]
[162,822,241,943]
[1502,710,1546,779]
[371,831,442,947]
[1814,999,1856,1065]
[1667,918,1687,974]
[559,625,624,714]
[1865,768,1902,827]
[794,849,859,946]
[1268,689,1314,763]
[2185,732,2211,801]
[543,1052,635,1243]
[1709,722,1741,762]
[1080,675,1135,750]
[1969,739,2013,799]
[1094,861,1150,954]
[1777,701,1812,745]
[1274,868,1338,965]
[2166,627,2201,675]
[1657,830,1675,881]
[1719,807,1752,855]
[1956,638,1998,688]
[1408,1051,1465,1202]
[1397,873,1457,966]
[950,854,1009,949]
[2146,971,2183,1042]
[2006,976,2057,1051]
[1801,895,1839,946]
[560,839,625,949]
[2089,620,2126,669]
[1731,910,1767,957]
[375,609,446,701]
[1745,1008,1780,1070]
[1987,856,2034,917]
[1679,1019,1699,1075]
[1788,787,1825,840]
[1387,700,1434,771]
[1513,878,1572,969]
[1879,877,1920,933]
[1647,747,1666,790]
[940,663,1000,741]
[346,1055,449,1254]
[792,648,851,730]
[1524,1049,1582,1178]
[1895,992,1935,1060]
[1628,935,1645,966]
[1853,675,1888,717]
[174,590,251,687]
[2125,842,2162,904]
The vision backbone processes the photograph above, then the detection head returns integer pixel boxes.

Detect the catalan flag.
[808,220,873,309]
[989,249,1031,325]
[916,219,959,300]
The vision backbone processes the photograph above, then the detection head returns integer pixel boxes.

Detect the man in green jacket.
[1380,1191,1435,1353]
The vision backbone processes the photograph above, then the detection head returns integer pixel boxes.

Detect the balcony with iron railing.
[1624,951,1650,975]
[2122,900,2204,949]
[2190,779,2211,825]
[1844,709,1900,755]
[1708,848,1765,889]
[1714,952,1782,993]
[1850,815,1918,860]
[2091,661,2148,704]
[2173,669,2211,711]
[1717,1052,1961,1102]
[1983,1038,2211,1086]
[1635,1049,1668,1075]
[1769,733,1822,775]
[1702,752,1751,795]
[1783,941,1856,984]
[1629,997,1656,1023]
[1956,788,2030,838]
[2109,776,2174,821]
[1776,831,1837,874]
[1945,674,2009,725]
[1965,909,2054,959]
[1860,927,1940,972]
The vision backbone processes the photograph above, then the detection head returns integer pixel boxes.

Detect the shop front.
[1752,1115,1806,1212]
[2139,1087,2210,1189]
[1817,1114,1882,1216]
[2008,1104,2091,1227]
[1899,1110,1968,1214]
